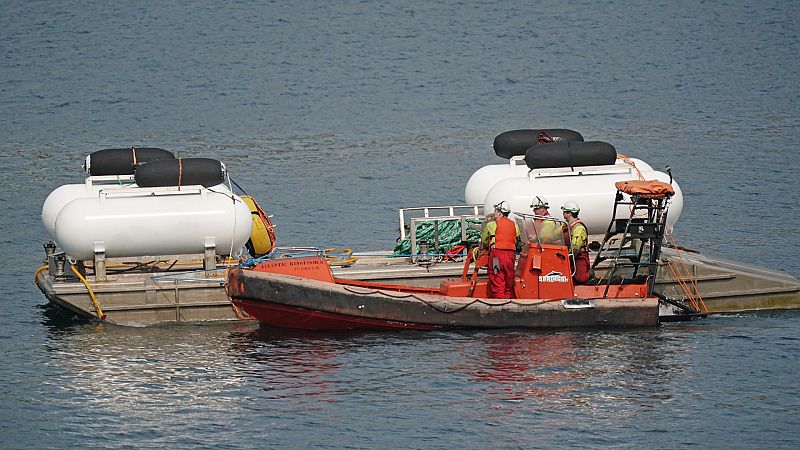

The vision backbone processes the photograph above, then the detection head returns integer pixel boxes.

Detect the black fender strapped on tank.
[525,141,617,169]
[87,147,175,175]
[134,158,226,188]
[493,129,584,159]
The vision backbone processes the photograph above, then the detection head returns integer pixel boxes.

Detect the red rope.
[537,130,554,144]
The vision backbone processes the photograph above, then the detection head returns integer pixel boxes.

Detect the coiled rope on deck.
[323,247,358,266]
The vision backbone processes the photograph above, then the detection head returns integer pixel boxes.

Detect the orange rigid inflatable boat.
[226,180,675,330]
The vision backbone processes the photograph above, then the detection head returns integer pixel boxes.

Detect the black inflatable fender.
[87,147,175,176]
[493,129,584,159]
[134,157,226,188]
[525,141,617,169]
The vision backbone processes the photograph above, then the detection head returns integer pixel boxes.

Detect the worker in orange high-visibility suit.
[480,201,520,298]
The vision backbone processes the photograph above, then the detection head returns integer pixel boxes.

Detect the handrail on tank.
[508,155,527,166]
[527,165,643,180]
[85,174,137,187]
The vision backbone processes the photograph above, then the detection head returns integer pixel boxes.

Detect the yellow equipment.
[241,195,276,257]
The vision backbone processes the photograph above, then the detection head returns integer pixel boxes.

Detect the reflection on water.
[466,332,582,403]
[446,328,693,430]
[44,322,691,420]
[231,327,351,403]
[39,321,257,445]
[23,312,800,448]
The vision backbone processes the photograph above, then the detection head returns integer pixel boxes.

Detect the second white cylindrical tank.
[483,170,683,235]
[465,157,654,206]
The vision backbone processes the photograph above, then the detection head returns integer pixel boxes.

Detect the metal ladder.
[592,192,671,297]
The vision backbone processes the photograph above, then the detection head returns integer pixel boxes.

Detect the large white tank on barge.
[42,147,178,239]
[42,153,254,260]
[51,185,252,260]
[41,178,137,239]
[482,168,683,235]
[468,131,684,235]
[464,156,654,205]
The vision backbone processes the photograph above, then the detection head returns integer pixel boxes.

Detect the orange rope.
[666,259,701,311]
[618,154,647,217]
[665,226,708,312]
[618,153,646,180]
[230,301,252,320]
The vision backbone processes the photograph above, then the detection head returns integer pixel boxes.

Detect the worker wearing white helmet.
[481,201,520,299]
[530,196,563,245]
[530,196,549,211]
[561,201,590,283]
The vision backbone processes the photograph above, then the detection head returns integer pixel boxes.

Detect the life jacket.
[493,216,517,250]
[568,219,589,253]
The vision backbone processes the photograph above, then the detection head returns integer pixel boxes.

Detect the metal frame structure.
[398,205,484,263]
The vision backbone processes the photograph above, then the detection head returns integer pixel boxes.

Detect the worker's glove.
[492,256,500,274]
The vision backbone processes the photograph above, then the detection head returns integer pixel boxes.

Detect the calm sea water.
[1,0,799,448]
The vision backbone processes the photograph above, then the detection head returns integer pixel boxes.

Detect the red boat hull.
[234,299,442,331]
[226,267,660,331]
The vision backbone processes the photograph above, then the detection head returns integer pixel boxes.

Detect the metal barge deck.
[34,200,800,326]
[35,254,247,326]
[35,246,800,326]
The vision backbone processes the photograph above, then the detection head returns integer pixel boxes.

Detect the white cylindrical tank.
[483,170,683,235]
[464,157,654,205]
[52,186,251,260]
[42,182,138,239]
[42,184,100,239]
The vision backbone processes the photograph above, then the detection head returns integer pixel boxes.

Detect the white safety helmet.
[530,195,549,209]
[494,201,511,214]
[561,200,580,214]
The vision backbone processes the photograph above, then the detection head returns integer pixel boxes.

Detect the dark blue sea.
[2,0,799,448]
